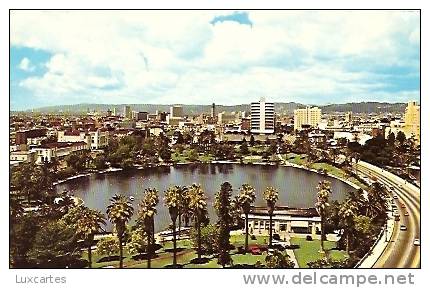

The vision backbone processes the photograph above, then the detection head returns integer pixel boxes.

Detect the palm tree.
[339,198,358,254]
[315,180,332,254]
[177,186,188,239]
[238,184,256,252]
[76,207,106,268]
[263,186,279,247]
[106,194,134,268]
[164,186,182,266]
[365,183,388,220]
[137,188,159,268]
[187,183,207,260]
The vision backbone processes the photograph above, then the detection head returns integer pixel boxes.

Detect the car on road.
[400,225,407,231]
[413,239,420,246]
[404,212,409,216]
[394,213,400,221]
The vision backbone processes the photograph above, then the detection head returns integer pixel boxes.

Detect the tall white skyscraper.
[250,98,275,134]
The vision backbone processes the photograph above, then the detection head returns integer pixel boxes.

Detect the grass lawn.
[198,154,214,163]
[285,153,307,166]
[230,234,268,246]
[284,154,367,190]
[84,234,270,268]
[290,237,348,268]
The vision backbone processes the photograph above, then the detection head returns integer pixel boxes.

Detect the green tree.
[164,186,182,266]
[10,212,39,267]
[187,183,207,260]
[263,186,279,247]
[106,194,134,268]
[265,250,295,268]
[238,184,256,251]
[396,131,406,146]
[27,219,81,268]
[315,180,332,254]
[249,134,255,146]
[240,138,249,155]
[214,182,233,267]
[96,236,120,258]
[189,224,217,255]
[64,206,106,268]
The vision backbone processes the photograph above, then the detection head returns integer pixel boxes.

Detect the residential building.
[10,150,37,165]
[31,141,88,164]
[294,106,321,131]
[250,98,275,134]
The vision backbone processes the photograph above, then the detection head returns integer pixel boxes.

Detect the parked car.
[250,247,262,255]
[393,195,399,199]
[404,212,409,216]
[400,225,407,231]
[401,203,406,209]
[413,239,420,246]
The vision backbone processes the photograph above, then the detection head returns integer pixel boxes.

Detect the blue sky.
[10,10,420,110]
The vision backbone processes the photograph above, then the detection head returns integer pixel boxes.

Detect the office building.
[211,103,216,118]
[132,111,148,121]
[250,98,275,134]
[404,101,420,143]
[170,105,183,118]
[124,105,132,119]
[294,106,321,131]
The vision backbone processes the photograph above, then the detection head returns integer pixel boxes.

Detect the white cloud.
[11,10,420,107]
[18,57,34,72]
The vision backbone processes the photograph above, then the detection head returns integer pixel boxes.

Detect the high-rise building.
[294,106,321,131]
[113,107,117,116]
[345,111,353,123]
[170,105,183,118]
[132,111,149,121]
[404,101,420,143]
[250,98,275,134]
[211,103,216,118]
[124,105,132,119]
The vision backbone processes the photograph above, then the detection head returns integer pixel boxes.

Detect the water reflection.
[56,164,354,232]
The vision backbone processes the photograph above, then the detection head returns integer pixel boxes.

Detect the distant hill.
[14,102,409,115]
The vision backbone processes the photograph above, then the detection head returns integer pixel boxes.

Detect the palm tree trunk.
[245,213,249,251]
[147,223,152,269]
[178,213,182,239]
[88,245,92,268]
[269,213,273,247]
[173,219,177,266]
[119,235,123,268]
[321,213,325,252]
[151,218,155,247]
[197,217,201,260]
[346,232,350,255]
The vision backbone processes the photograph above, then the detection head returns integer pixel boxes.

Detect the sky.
[10,10,420,110]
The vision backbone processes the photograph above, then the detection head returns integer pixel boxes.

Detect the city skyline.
[10,10,420,110]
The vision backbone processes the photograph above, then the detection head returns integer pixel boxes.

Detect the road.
[355,161,420,268]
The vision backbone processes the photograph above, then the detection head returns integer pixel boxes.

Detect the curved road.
[355,161,420,268]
